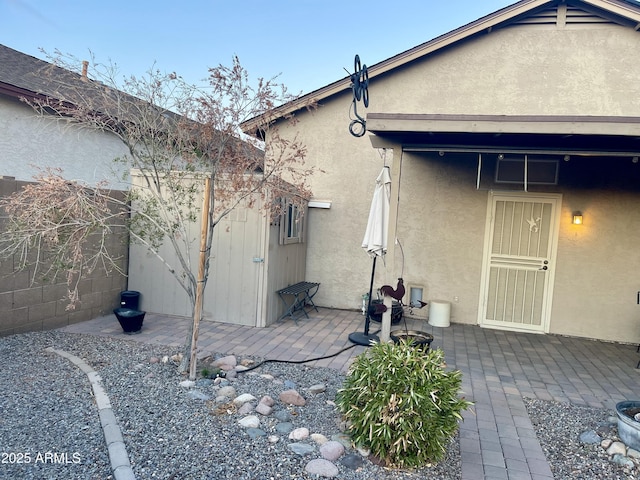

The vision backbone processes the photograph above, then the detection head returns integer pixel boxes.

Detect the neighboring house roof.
[242,0,640,135]
[0,44,95,105]
[0,44,268,175]
[0,43,179,127]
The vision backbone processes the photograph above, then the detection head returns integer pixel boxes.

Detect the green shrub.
[336,340,472,468]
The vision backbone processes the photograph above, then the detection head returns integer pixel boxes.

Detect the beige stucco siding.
[0,96,129,187]
[286,99,397,311]
[552,189,640,342]
[276,17,640,343]
[392,152,487,325]
[367,24,640,116]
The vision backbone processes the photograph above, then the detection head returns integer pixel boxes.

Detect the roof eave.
[367,113,640,136]
[0,81,46,103]
[366,113,640,156]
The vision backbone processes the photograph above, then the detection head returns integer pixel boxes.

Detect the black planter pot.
[113,308,145,334]
[390,330,434,352]
[368,300,403,325]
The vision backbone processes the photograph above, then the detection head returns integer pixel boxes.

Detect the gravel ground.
[3,330,634,480]
[0,331,459,480]
[0,332,112,480]
[525,398,637,480]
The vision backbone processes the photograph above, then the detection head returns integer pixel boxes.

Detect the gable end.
[507,2,638,28]
[241,0,640,133]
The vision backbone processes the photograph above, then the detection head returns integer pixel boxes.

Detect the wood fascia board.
[582,0,640,22]
[367,113,640,136]
[0,82,43,102]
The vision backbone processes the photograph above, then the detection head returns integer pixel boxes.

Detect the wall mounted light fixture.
[572,211,583,225]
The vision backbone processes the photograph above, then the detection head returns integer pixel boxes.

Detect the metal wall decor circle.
[349,54,369,137]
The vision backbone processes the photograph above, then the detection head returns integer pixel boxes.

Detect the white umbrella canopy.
[350,166,392,346]
[362,166,391,258]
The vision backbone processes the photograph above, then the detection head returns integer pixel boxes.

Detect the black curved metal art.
[349,54,369,137]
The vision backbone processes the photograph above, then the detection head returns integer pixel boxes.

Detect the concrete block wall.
[0,177,128,336]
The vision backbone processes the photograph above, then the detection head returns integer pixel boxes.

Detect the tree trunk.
[178,177,211,376]
[188,177,211,380]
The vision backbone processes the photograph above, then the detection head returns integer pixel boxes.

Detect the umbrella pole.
[348,256,380,346]
[363,256,376,335]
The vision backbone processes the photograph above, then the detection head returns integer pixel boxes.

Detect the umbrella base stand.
[348,331,380,346]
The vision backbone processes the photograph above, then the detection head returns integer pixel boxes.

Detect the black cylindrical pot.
[120,291,141,310]
[390,330,434,352]
[368,300,403,325]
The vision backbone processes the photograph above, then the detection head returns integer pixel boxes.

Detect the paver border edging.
[45,347,136,480]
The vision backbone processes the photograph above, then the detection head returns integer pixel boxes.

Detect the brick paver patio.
[60,308,640,480]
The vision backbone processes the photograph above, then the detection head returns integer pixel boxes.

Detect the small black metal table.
[276,282,320,323]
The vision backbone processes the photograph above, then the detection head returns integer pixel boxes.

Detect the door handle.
[539,265,548,270]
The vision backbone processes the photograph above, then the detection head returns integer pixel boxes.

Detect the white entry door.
[478,192,561,333]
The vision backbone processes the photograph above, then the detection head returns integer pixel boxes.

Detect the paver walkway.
[60,308,640,480]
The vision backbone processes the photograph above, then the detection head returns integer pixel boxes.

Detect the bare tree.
[0,53,314,377]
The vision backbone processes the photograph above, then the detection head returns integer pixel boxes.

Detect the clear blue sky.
[1,0,511,95]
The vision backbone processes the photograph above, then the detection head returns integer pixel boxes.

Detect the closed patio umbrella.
[349,166,391,346]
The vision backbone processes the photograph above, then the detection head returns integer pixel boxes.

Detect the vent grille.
[565,6,616,25]
[512,5,617,27]
[516,6,560,25]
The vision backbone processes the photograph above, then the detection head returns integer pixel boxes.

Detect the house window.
[280,200,304,244]
[495,155,559,185]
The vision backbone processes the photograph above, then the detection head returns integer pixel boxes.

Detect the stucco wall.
[297,102,391,311]
[368,24,640,116]
[0,95,129,187]
[0,92,130,336]
[297,109,640,342]
[552,178,640,342]
[273,18,640,343]
[393,152,487,325]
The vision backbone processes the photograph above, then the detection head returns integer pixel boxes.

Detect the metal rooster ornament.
[380,278,405,301]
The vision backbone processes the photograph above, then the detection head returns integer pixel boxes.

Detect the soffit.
[367,113,640,156]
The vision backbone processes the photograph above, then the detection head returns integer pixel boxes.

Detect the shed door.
[204,204,264,327]
[479,193,560,333]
